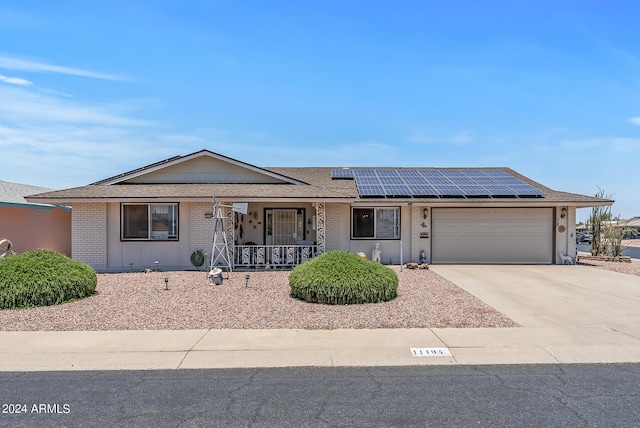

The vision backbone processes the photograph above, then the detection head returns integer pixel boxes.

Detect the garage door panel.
[432,208,552,264]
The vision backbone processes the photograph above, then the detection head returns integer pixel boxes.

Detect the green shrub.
[0,250,97,310]
[289,251,398,305]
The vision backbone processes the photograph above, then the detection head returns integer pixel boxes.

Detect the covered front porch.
[220,201,326,269]
[233,243,319,269]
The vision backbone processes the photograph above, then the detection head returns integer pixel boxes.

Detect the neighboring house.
[613,218,640,238]
[627,218,640,235]
[0,180,71,256]
[26,149,612,271]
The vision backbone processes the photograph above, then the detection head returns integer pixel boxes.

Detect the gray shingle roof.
[0,180,57,207]
[25,166,612,207]
[20,149,612,206]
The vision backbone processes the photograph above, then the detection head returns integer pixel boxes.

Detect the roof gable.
[94,150,306,185]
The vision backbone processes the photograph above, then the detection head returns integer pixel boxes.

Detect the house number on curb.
[410,347,452,357]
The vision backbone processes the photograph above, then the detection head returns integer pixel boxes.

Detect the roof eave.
[25,196,357,204]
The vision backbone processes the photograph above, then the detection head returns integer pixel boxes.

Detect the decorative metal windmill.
[209,197,247,275]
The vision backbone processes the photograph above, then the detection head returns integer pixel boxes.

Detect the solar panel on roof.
[376,170,400,177]
[461,170,491,178]
[420,170,445,179]
[432,185,464,196]
[354,169,376,177]
[332,168,544,198]
[449,178,477,186]
[442,170,467,178]
[507,186,544,196]
[331,169,354,179]
[485,170,512,178]
[483,186,519,196]
[458,186,491,196]
[409,185,439,196]
[357,185,385,196]
[383,184,412,196]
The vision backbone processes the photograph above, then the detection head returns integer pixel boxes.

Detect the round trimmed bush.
[0,250,97,310]
[289,251,398,305]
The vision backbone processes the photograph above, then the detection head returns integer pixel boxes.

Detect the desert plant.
[588,187,628,257]
[602,221,629,258]
[0,249,97,309]
[289,251,398,305]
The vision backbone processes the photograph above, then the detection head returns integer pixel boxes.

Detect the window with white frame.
[352,207,399,239]
[122,203,179,240]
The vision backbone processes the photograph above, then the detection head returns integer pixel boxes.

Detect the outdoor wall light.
[164,276,169,290]
[423,208,429,219]
[560,207,567,219]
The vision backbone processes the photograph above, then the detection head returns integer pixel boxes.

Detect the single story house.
[26,149,612,271]
[0,180,71,256]
[619,217,640,233]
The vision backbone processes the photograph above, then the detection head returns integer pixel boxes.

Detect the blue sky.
[1,1,638,222]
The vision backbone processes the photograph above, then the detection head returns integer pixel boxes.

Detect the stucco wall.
[554,206,577,263]
[106,202,194,271]
[324,203,413,264]
[413,205,430,263]
[568,207,577,258]
[0,206,71,256]
[324,203,349,252]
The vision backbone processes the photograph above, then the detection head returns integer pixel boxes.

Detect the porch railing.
[234,244,319,268]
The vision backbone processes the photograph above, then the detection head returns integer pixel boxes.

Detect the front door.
[265,208,305,245]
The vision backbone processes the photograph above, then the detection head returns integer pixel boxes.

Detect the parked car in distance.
[577,232,593,244]
[622,230,639,240]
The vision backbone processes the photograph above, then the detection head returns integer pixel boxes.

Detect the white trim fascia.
[97,150,307,186]
[26,197,611,208]
[26,197,357,204]
[350,200,613,208]
[0,201,55,210]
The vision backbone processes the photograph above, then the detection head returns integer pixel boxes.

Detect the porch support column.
[225,205,235,263]
[312,202,325,254]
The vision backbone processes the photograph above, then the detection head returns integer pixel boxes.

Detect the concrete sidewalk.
[2,324,640,371]
[2,265,640,371]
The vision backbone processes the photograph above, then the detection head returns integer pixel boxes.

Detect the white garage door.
[431,208,553,264]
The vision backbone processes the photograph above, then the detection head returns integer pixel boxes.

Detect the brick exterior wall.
[324,202,343,251]
[71,203,107,269]
[190,202,214,255]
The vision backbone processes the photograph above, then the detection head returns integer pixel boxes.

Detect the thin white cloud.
[560,137,639,152]
[627,116,640,126]
[0,74,32,86]
[408,130,473,145]
[0,79,163,188]
[0,85,154,127]
[0,125,158,188]
[0,54,125,81]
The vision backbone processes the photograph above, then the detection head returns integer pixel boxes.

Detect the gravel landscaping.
[2,261,638,332]
[0,267,518,331]
[577,257,640,277]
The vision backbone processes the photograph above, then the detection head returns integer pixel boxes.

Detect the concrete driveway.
[430,265,640,329]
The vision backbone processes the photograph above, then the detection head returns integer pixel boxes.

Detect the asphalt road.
[1,364,639,427]
[577,242,640,258]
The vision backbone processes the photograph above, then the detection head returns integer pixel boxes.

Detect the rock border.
[578,255,632,263]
